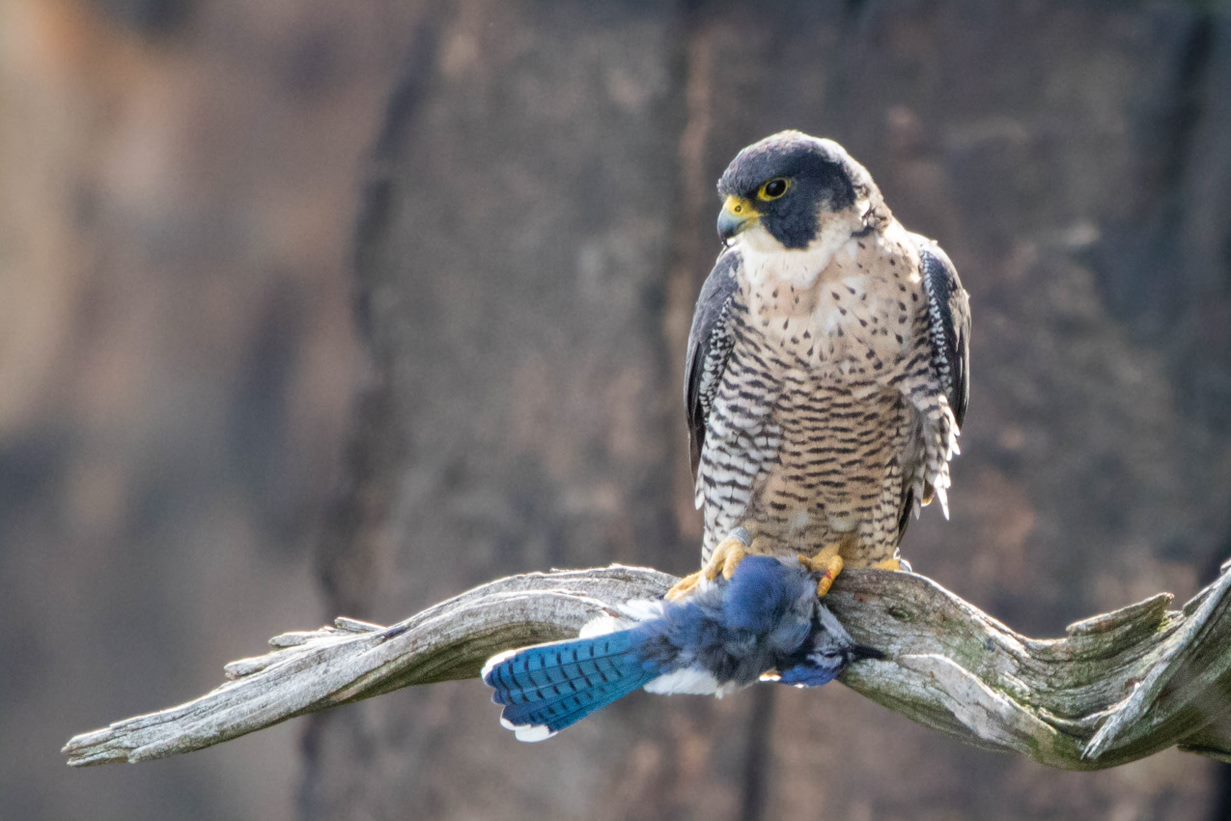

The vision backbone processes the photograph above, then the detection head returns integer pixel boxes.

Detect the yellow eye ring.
[757,178,791,201]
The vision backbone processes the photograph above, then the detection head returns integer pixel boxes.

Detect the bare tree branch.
[62,563,1231,770]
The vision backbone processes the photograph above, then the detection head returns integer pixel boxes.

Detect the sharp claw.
[801,545,844,598]
[701,534,750,583]
[721,544,747,581]
[816,573,836,598]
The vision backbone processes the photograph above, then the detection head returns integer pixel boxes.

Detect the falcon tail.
[481,631,656,742]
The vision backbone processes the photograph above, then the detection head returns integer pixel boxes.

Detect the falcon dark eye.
[757,177,791,201]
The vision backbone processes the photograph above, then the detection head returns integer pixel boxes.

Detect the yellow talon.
[665,533,751,601]
[872,557,903,572]
[708,537,748,582]
[800,542,845,597]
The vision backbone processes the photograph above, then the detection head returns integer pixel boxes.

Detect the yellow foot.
[706,534,749,583]
[799,542,845,597]
[665,569,704,602]
[872,557,903,572]
[665,533,750,601]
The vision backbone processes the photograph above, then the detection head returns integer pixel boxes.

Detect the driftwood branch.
[63,563,1231,770]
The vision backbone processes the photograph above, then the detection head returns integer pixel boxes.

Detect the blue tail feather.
[498,672,653,731]
[517,680,654,734]
[487,632,644,704]
[483,630,657,739]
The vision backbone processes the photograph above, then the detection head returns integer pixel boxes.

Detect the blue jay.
[482,555,880,741]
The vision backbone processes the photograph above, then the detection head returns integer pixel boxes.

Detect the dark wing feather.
[916,239,971,429]
[685,250,740,477]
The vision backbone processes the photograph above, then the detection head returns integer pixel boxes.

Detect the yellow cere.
[723,195,759,219]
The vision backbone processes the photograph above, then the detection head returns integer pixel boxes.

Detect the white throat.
[733,222,857,290]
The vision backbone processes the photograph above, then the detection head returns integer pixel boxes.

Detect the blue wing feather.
[776,665,843,687]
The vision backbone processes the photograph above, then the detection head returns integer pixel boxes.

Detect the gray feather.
[916,239,971,429]
[685,249,740,475]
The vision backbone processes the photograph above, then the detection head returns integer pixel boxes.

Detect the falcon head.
[716,131,889,253]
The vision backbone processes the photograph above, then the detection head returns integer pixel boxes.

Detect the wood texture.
[63,561,1231,771]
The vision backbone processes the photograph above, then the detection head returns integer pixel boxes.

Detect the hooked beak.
[717,195,759,243]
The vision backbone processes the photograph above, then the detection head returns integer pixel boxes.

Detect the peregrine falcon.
[668,131,970,600]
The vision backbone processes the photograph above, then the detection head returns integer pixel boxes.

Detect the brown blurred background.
[5,1,1231,819]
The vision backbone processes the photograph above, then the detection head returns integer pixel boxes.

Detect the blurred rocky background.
[0,1,416,819]
[5,1,1231,820]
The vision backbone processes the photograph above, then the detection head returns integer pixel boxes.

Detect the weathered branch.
[63,563,1231,770]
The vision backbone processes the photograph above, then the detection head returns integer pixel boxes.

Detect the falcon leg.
[665,531,751,601]
[872,558,902,571]
[799,542,845,598]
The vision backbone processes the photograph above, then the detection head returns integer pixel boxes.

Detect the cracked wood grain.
[63,563,1231,770]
